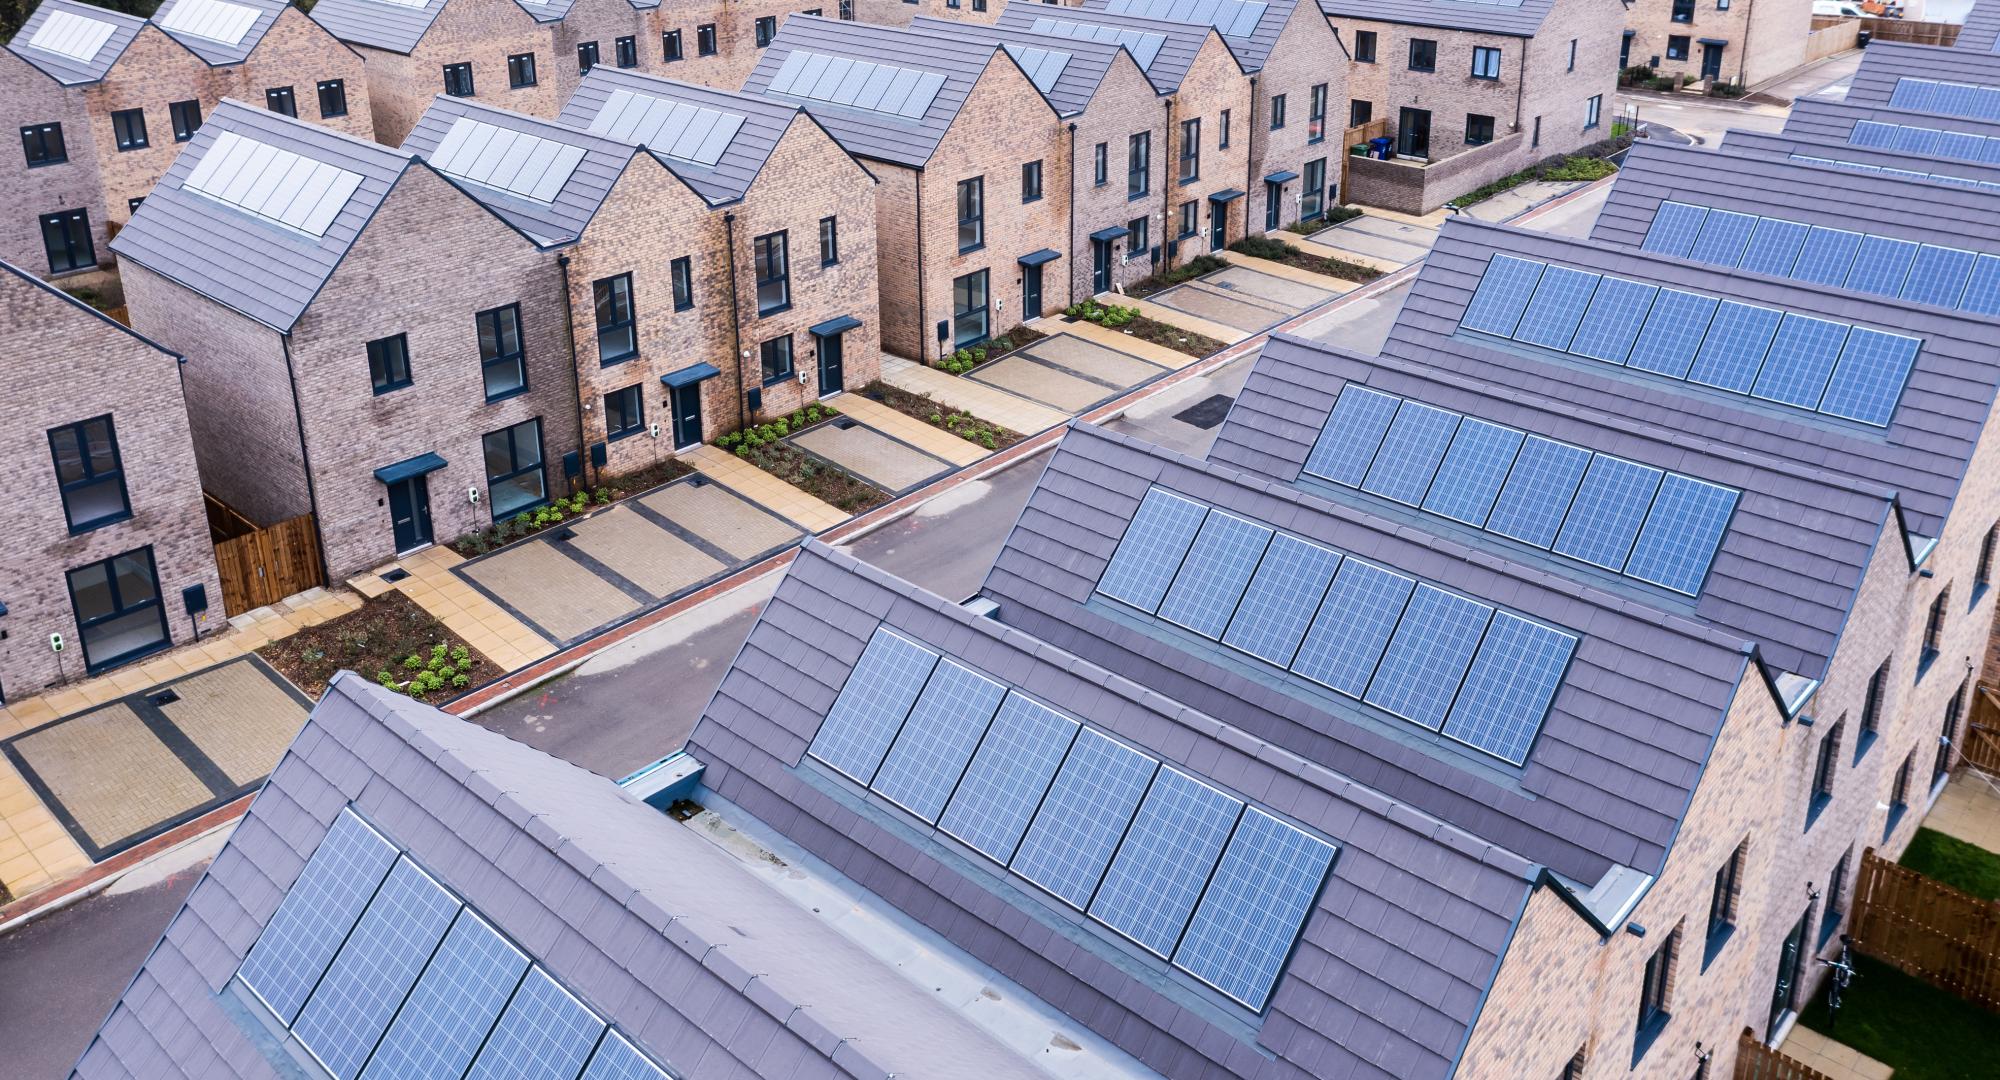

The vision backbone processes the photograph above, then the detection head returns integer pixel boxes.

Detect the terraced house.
[1619,0,1810,88]
[109,101,580,582]
[402,68,879,483]
[1,0,370,278]
[0,260,221,700]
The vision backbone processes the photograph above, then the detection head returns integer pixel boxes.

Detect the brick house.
[109,101,579,581]
[399,68,878,486]
[0,0,371,277]
[0,260,220,698]
[848,0,1009,27]
[1621,0,1810,88]
[745,15,1067,362]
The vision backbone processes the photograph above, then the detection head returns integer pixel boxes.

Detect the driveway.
[1304,215,1439,269]
[968,332,1176,413]
[786,416,956,496]
[1144,264,1337,332]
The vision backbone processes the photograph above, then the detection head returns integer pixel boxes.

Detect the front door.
[1023,263,1043,319]
[1091,240,1111,294]
[1265,181,1282,230]
[1767,907,1811,1040]
[388,475,433,553]
[1701,42,1724,81]
[671,382,702,449]
[1398,107,1431,158]
[816,332,845,397]
[1208,201,1226,251]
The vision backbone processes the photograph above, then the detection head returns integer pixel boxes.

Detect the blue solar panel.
[582,1032,672,1080]
[1291,558,1415,697]
[1421,417,1524,527]
[1888,77,1934,111]
[1687,209,1759,266]
[1937,129,1991,162]
[870,660,1007,822]
[807,628,940,785]
[1011,729,1157,909]
[1567,276,1658,365]
[1686,301,1783,393]
[1749,314,1850,409]
[1097,487,1209,613]
[1791,227,1863,287]
[1301,385,1399,486]
[1843,235,1919,296]
[1738,218,1810,278]
[938,693,1079,864]
[1624,475,1739,596]
[1359,400,1460,506]
[293,859,460,1080]
[1362,585,1493,729]
[1221,534,1343,667]
[1626,288,1719,378]
[1820,327,1921,427]
[361,911,526,1080]
[1088,768,1241,957]
[1901,245,1978,308]
[1962,254,2000,315]
[1550,455,1664,572]
[1640,201,1708,257]
[1441,612,1577,765]
[464,967,603,1080]
[1512,265,1601,350]
[1460,254,1545,336]
[1157,510,1275,639]
[1849,120,1900,149]
[239,810,398,1024]
[1172,808,1335,1012]
[1484,436,1590,549]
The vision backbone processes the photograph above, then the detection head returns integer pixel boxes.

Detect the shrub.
[1231,235,1295,261]
[1063,298,1140,328]
[1647,75,1679,92]
[380,640,478,700]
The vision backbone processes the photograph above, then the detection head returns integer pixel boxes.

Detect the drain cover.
[380,568,411,584]
[553,527,577,542]
[834,418,859,430]
[1173,393,1234,430]
[147,689,180,707]
[689,474,710,487]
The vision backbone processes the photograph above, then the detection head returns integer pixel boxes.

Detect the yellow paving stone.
[138,657,187,685]
[1216,249,1359,293]
[1057,318,1205,371]
[107,668,157,693]
[834,396,989,468]
[0,710,22,739]
[1113,295,1249,345]
[686,446,849,533]
[202,639,245,663]
[77,680,124,707]
[42,689,89,718]
[1,853,45,891]
[878,357,1070,433]
[10,699,59,728]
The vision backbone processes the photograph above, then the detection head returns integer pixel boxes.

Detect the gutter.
[916,170,930,362]
[555,252,588,491]
[1245,75,1258,230]
[279,333,331,586]
[1067,121,1078,307]
[724,211,746,431]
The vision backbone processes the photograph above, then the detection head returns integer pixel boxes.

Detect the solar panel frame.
[1511,265,1602,351]
[238,810,400,1025]
[1749,314,1850,409]
[1361,585,1494,730]
[1172,808,1335,1012]
[1819,327,1922,427]
[1156,510,1276,640]
[1686,208,1759,267]
[1900,244,1978,309]
[1790,227,1864,287]
[463,966,604,1080]
[1420,417,1525,527]
[1685,300,1783,394]
[1623,475,1739,596]
[1096,487,1210,614]
[1640,201,1708,258]
[581,1031,674,1080]
[1087,767,1242,958]
[1358,400,1461,507]
[1549,454,1665,572]
[1483,436,1590,550]
[1290,558,1416,698]
[1440,612,1577,766]
[1566,276,1659,365]
[805,627,941,786]
[1737,218,1811,278]
[1301,384,1400,487]
[1961,253,2000,315]
[1842,234,1920,297]
[868,659,1008,823]
[1220,534,1344,668]
[359,910,527,1080]
[1009,728,1158,910]
[1624,288,1719,378]
[937,693,1081,865]
[1459,254,1546,336]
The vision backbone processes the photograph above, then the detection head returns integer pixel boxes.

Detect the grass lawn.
[1900,827,2000,901]
[1798,954,2000,1079]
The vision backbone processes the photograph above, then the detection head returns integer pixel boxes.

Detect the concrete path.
[1781,1027,1894,1080]
[968,332,1175,413]
[834,394,990,468]
[880,355,1071,435]
[1924,769,2000,855]
[1301,215,1437,270]
[1120,295,1251,344]
[789,419,956,495]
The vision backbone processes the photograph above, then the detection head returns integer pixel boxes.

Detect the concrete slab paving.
[639,479,804,562]
[6,705,211,858]
[1148,280,1290,331]
[1022,333,1171,387]
[1207,265,1336,308]
[1925,769,2000,855]
[790,420,954,494]
[155,660,310,788]
[970,353,1117,412]
[460,540,640,643]
[567,506,724,600]
[1307,216,1436,266]
[1461,180,1588,223]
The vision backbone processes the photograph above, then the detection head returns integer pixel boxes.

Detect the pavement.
[1923,769,2000,854]
[1144,263,1338,332]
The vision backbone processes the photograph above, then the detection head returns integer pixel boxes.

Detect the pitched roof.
[1078,0,1297,71]
[1,258,179,362]
[149,0,287,66]
[909,15,1139,114]
[995,2,1223,93]
[5,0,144,85]
[1209,333,1891,682]
[402,96,639,246]
[305,0,447,54]
[1846,40,2000,109]
[982,423,1756,887]
[1783,97,2000,162]
[556,68,805,205]
[1388,218,2000,541]
[691,540,1536,1080]
[1957,0,2000,52]
[109,99,420,332]
[1718,126,2000,191]
[1317,0,1553,39]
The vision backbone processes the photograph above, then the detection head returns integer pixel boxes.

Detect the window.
[1472,46,1501,79]
[1353,29,1376,63]
[40,209,93,274]
[819,215,839,265]
[663,30,682,62]
[1718,0,1730,7]
[1127,131,1150,197]
[478,304,528,400]
[615,36,637,68]
[1635,929,1677,1054]
[594,275,638,364]
[1561,1049,1587,1080]
[952,269,988,347]
[1301,157,1325,220]
[21,122,64,167]
[578,41,600,73]
[265,86,297,117]
[1585,94,1602,130]
[605,384,644,440]
[112,108,147,151]
[1127,215,1149,254]
[1409,39,1436,72]
[1308,83,1327,142]
[671,256,694,310]
[1705,840,1744,962]
[1940,677,1968,785]
[444,62,475,97]
[698,24,718,55]
[1821,847,1852,946]
[1218,109,1231,149]
[67,548,169,672]
[1977,523,1998,601]
[956,176,983,252]
[1886,752,1914,836]
[1921,587,1949,674]
[128,196,144,214]
[1532,115,1542,147]
[1270,93,1286,129]
[483,419,546,520]
[1568,38,1577,72]
[1093,141,1108,186]
[317,80,348,119]
[1673,0,1694,20]
[754,231,791,315]
[509,52,537,88]
[1666,36,1690,61]
[1177,199,1197,238]
[49,416,129,532]
[840,0,854,18]
[1178,118,1199,181]
[170,99,201,142]
[367,334,412,395]
[755,16,777,47]
[1021,159,1043,202]
[760,334,794,384]
[1808,719,1843,826]
[1350,100,1372,127]
[974,0,987,10]
[1858,660,1888,759]
[1465,114,1495,146]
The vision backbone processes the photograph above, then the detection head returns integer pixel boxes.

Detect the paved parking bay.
[1305,215,1439,269]
[788,418,955,495]
[1145,264,1335,331]
[968,333,1174,412]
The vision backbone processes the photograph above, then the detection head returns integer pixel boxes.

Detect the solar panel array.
[1095,488,1578,765]
[1002,43,1074,94]
[1790,153,2000,192]
[805,625,1337,1011]
[1889,77,2000,121]
[1102,0,1268,37]
[429,117,590,204]
[1849,119,2000,164]
[1029,18,1168,69]
[1458,254,1923,427]
[183,129,365,237]
[1301,384,1741,595]
[26,10,116,62]
[1640,199,2000,315]
[587,90,746,167]
[766,50,948,119]
[236,808,675,1080]
[156,0,262,45]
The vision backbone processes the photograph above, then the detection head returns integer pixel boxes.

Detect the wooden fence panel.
[1962,688,2000,776]
[1848,848,2000,1012]
[1733,1028,1832,1080]
[213,514,323,616]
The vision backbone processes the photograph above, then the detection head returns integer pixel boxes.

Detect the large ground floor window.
[1301,158,1327,221]
[67,547,169,672]
[953,269,989,348]
[483,419,547,520]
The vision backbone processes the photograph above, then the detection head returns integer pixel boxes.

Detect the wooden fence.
[1809,15,1959,46]
[1962,687,2000,776]
[1848,847,2000,1012]
[213,513,324,616]
[1803,20,1861,63]
[1338,118,1392,201]
[1733,1028,1831,1080]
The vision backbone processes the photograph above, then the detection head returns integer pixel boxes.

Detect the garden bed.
[862,381,1025,451]
[448,459,693,557]
[1447,141,1626,209]
[1064,297,1228,359]
[1125,254,1229,300]
[1230,235,1383,284]
[257,590,502,702]
[1283,206,1363,235]
[939,324,1048,375]
[718,404,891,513]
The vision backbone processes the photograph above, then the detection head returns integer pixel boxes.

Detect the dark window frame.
[1465,113,1495,146]
[819,215,839,266]
[594,273,639,365]
[1349,99,1372,127]
[755,15,778,47]
[1633,928,1678,1064]
[760,333,795,385]
[754,230,792,316]
[1920,587,1949,676]
[578,40,600,73]
[111,108,148,151]
[66,547,170,673]
[1270,93,1286,130]
[170,100,201,142]
[1127,214,1148,255]
[1127,131,1150,198]
[615,35,637,68]
[1820,847,1852,947]
[956,175,984,253]
[1886,752,1914,838]
[1176,198,1197,239]
[1472,46,1501,80]
[1672,0,1695,21]
[663,30,683,62]
[1585,93,1603,130]
[1218,108,1231,149]
[40,208,94,274]
[508,52,538,88]
[49,414,131,534]
[477,303,529,402]
[265,86,297,118]
[367,333,413,395]
[1178,117,1200,183]
[697,24,718,56]
[1975,523,1998,603]
[671,256,695,310]
[1353,29,1376,63]
[1857,660,1888,760]
[605,383,645,441]
[21,122,65,168]
[1308,83,1327,143]
[483,419,547,521]
[317,79,348,119]
[1703,840,1745,968]
[1092,141,1108,186]
[1667,35,1690,61]
[1021,159,1043,203]
[952,268,989,348]
[444,62,475,97]
[1409,38,1436,73]
[1807,719,1843,828]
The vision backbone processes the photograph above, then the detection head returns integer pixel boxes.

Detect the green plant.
[1706,80,1746,98]
[1230,234,1294,261]
[1064,298,1140,328]
[381,639,481,701]
[940,345,990,375]
[1647,75,1679,91]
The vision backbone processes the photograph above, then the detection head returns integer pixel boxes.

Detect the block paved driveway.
[1304,215,1439,270]
[1144,264,1337,332]
[786,416,956,496]
[455,474,805,647]
[966,332,1178,413]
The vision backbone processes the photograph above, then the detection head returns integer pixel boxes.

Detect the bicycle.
[1818,934,1858,1026]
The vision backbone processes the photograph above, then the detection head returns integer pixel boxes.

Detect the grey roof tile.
[909,15,1135,114]
[305,0,445,53]
[1960,0,2000,51]
[5,0,144,85]
[1317,0,1552,38]
[1847,40,2000,105]
[995,2,1225,92]
[1077,0,1299,70]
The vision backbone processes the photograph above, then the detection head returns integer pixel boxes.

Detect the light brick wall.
[229,7,375,143]
[871,160,923,358]
[359,0,555,145]
[80,27,217,229]
[644,2,810,92]
[0,51,105,276]
[1624,0,1812,86]
[0,269,221,695]
[1157,36,1252,267]
[1517,0,1624,157]
[1069,54,1167,300]
[1247,4,1347,232]
[550,0,651,104]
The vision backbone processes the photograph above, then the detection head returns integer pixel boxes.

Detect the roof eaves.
[0,258,181,359]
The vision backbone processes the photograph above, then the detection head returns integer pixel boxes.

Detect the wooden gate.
[1849,847,2000,1012]
[1733,1028,1830,1080]
[214,514,324,615]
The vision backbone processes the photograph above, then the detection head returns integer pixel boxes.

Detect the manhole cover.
[147,689,180,707]
[553,527,577,542]
[834,417,859,430]
[1173,394,1234,430]
[689,474,710,487]
[380,568,411,584]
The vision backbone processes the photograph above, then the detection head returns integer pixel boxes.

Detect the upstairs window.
[170,100,201,142]
[1353,29,1376,63]
[578,41,600,73]
[21,122,65,167]
[594,274,638,363]
[1178,117,1200,181]
[756,16,777,47]
[1308,83,1327,142]
[956,176,983,252]
[754,230,791,315]
[1127,131,1150,196]
[1021,159,1043,202]
[1409,38,1436,72]
[663,30,683,62]
[616,36,637,68]
[508,52,537,88]
[1921,587,1949,674]
[478,304,528,401]
[1820,847,1852,946]
[1270,93,1286,129]
[671,256,694,310]
[1219,108,1231,148]
[367,334,412,395]
[1092,141,1108,186]
[265,86,297,117]
[1472,46,1501,79]
[1807,719,1842,827]
[1704,839,1745,964]
[1977,523,1998,600]
[1858,660,1888,758]
[112,108,147,151]
[698,24,718,55]
[50,415,129,532]
[1673,0,1695,20]
[317,80,348,119]
[819,215,839,265]
[1634,928,1679,1058]
[443,63,475,97]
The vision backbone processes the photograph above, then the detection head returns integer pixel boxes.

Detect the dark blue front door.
[388,475,432,552]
